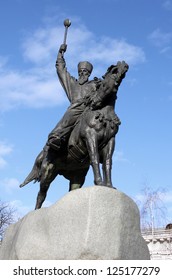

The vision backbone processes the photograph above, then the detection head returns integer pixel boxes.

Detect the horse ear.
[102,64,119,79]
[106,65,115,72]
[112,67,118,74]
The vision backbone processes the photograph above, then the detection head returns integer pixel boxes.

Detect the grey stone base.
[0,186,150,259]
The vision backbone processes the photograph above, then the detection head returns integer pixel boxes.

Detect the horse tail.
[19,150,43,188]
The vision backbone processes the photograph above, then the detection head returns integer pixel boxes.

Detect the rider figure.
[47,43,98,151]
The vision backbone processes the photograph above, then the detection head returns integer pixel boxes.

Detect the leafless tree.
[136,185,167,231]
[0,200,16,241]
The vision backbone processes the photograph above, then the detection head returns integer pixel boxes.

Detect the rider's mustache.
[78,74,88,85]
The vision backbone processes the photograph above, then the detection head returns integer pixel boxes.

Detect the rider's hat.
[78,61,93,73]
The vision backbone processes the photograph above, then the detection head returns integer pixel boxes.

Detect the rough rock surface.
[0,186,150,259]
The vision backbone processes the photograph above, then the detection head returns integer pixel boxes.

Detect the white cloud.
[160,46,171,54]
[22,23,145,67]
[0,68,66,111]
[0,56,8,70]
[0,142,13,168]
[78,37,145,66]
[163,190,172,203]
[148,28,172,49]
[114,150,129,163]
[22,26,64,64]
[8,199,54,219]
[0,19,146,112]
[0,177,20,194]
[9,200,33,219]
[162,0,172,10]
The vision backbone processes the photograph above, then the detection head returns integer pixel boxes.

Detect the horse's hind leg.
[69,181,82,191]
[35,158,58,209]
[69,168,88,191]
[35,184,50,210]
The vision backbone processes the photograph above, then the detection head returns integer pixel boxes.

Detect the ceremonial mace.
[63,19,71,45]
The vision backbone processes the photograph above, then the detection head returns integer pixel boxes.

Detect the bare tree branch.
[136,185,167,230]
[0,200,17,241]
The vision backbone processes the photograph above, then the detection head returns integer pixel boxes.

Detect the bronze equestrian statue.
[19,20,129,209]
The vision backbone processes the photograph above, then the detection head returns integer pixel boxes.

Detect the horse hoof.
[94,181,104,186]
[102,184,117,189]
[106,184,114,188]
[107,185,117,189]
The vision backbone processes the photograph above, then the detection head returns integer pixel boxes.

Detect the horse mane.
[102,64,117,78]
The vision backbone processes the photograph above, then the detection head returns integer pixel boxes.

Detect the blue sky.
[0,0,172,227]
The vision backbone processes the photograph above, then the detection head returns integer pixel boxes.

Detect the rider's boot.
[47,136,62,151]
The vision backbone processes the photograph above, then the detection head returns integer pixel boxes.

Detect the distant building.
[142,227,172,259]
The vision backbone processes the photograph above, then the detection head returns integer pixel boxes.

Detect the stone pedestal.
[0,186,150,259]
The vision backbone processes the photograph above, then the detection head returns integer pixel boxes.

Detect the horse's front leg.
[85,130,104,186]
[102,137,116,188]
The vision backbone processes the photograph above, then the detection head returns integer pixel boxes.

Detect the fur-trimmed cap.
[78,61,93,73]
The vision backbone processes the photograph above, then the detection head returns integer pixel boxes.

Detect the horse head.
[103,61,129,84]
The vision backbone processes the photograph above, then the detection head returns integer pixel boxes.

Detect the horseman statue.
[20,19,129,209]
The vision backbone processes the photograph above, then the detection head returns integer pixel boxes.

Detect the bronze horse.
[20,61,129,209]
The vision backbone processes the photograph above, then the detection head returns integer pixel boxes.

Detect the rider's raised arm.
[55,44,67,70]
[55,44,75,102]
